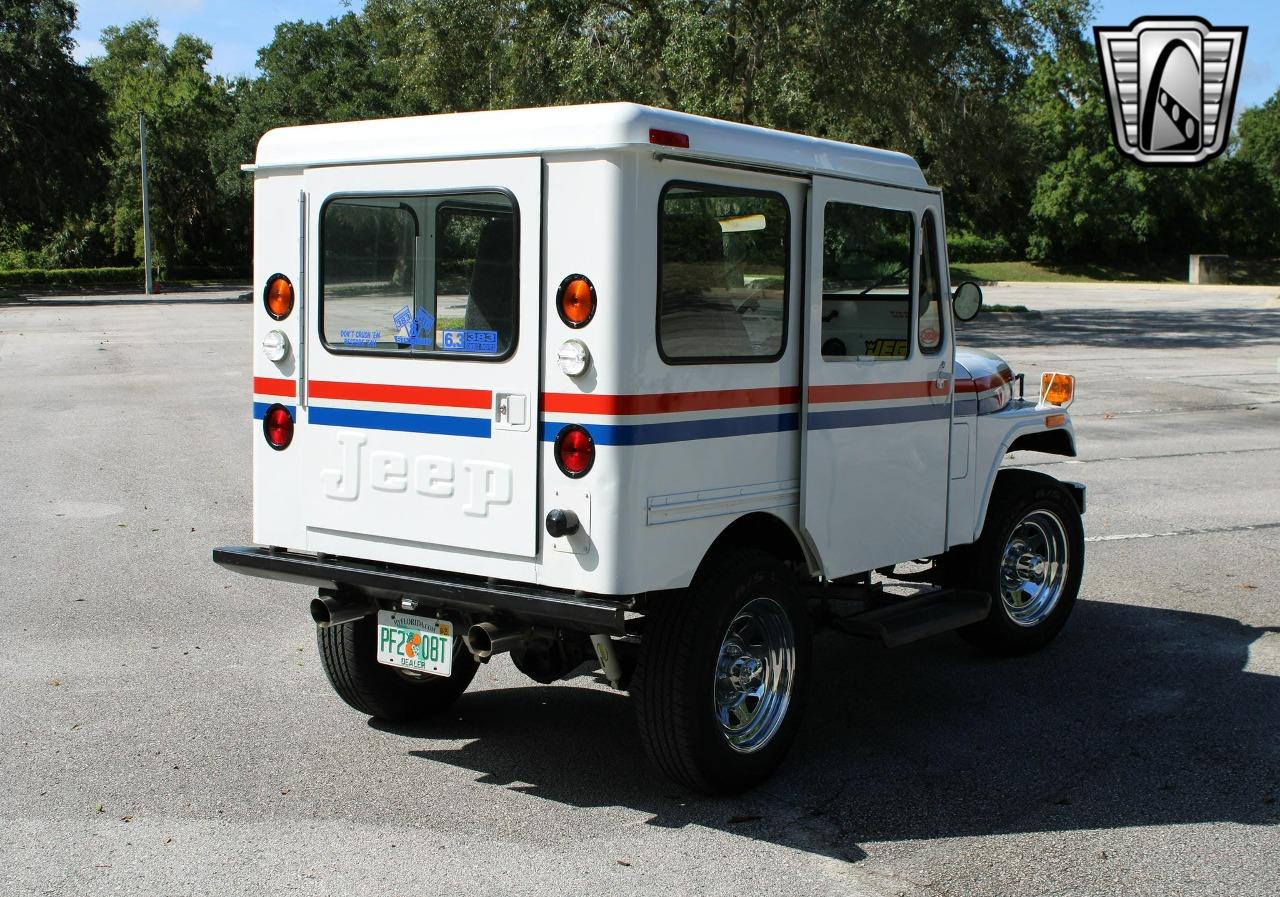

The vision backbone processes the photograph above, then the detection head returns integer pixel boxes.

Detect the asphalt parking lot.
[1,283,1277,896]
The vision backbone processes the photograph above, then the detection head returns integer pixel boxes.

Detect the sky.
[72,1,1280,109]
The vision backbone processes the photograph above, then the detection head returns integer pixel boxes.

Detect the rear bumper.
[212,546,633,634]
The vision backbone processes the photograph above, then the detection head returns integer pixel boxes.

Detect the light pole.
[139,111,154,295]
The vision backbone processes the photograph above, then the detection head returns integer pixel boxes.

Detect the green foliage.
[1237,88,1280,189]
[90,20,237,269]
[947,232,1014,263]
[0,1,107,233]
[0,265,144,285]
[1,1,1277,276]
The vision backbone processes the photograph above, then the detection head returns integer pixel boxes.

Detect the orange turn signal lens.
[1040,372,1075,407]
[264,273,295,320]
[1045,413,1067,428]
[557,274,596,328]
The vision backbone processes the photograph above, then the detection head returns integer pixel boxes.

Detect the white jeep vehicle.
[215,103,1084,794]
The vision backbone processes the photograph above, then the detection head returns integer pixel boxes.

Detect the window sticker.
[864,338,909,358]
[393,306,435,348]
[439,329,500,354]
[340,329,382,347]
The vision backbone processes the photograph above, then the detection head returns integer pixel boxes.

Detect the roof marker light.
[649,128,690,149]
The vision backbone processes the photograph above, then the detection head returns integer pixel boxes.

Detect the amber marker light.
[264,273,295,320]
[557,274,596,328]
[1039,372,1075,408]
[1045,413,1067,428]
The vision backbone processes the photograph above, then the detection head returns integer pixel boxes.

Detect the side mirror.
[953,281,983,322]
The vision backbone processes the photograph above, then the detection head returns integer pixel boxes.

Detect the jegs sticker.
[393,306,435,347]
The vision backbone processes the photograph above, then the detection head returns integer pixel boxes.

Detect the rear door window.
[320,192,517,359]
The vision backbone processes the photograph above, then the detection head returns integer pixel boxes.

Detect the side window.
[658,183,789,363]
[820,202,914,361]
[320,192,516,359]
[918,209,945,354]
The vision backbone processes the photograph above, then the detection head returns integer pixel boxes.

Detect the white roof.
[255,102,929,189]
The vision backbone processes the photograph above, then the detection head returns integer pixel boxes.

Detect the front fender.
[965,404,1079,545]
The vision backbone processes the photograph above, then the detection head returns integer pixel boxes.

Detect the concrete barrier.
[1189,254,1230,284]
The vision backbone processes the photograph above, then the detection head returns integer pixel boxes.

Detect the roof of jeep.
[253,102,929,189]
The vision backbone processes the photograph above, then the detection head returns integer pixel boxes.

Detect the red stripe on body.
[308,380,491,409]
[808,381,938,403]
[253,377,296,397]
[542,386,799,415]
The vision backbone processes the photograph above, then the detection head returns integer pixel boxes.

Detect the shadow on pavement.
[959,307,1280,350]
[374,599,1279,862]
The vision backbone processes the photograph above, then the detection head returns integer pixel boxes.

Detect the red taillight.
[554,425,594,478]
[649,128,690,148]
[556,274,596,328]
[264,273,294,320]
[263,403,294,450]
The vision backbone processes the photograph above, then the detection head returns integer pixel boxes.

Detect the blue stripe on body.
[307,405,492,438]
[253,401,296,420]
[540,401,952,445]
[807,402,951,431]
[541,412,799,446]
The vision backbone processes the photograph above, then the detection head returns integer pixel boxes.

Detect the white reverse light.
[557,339,591,377]
[261,329,290,362]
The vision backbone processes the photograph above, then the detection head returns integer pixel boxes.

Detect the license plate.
[376,610,453,676]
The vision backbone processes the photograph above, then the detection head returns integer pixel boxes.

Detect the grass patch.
[0,266,249,288]
[949,260,1182,284]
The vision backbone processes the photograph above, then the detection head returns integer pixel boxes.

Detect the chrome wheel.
[713,597,796,753]
[999,509,1070,626]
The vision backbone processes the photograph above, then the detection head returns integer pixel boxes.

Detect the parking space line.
[1087,521,1280,543]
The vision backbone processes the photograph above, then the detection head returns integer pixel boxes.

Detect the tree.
[1237,89,1280,189]
[0,1,107,237]
[211,10,407,230]
[90,19,237,269]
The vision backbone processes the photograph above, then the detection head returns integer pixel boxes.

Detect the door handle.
[934,367,952,392]
[493,392,530,431]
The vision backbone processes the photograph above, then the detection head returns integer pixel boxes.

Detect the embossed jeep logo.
[321,433,513,516]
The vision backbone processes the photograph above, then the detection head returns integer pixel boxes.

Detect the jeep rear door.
[296,157,541,557]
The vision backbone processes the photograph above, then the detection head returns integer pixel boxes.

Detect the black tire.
[631,548,812,795]
[950,468,1084,655]
[317,613,478,722]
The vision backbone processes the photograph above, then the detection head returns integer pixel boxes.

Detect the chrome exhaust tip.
[465,622,528,659]
[309,589,371,628]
